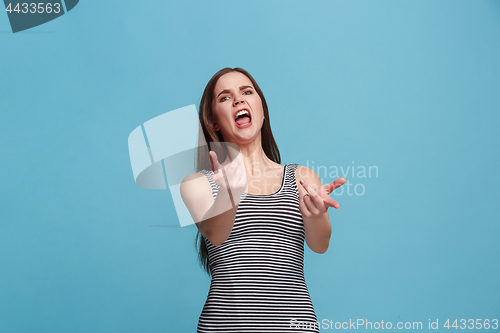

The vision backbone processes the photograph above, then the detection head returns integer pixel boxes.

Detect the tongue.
[235,116,251,126]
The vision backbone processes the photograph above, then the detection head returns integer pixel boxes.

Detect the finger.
[299,179,324,206]
[224,158,242,191]
[209,152,219,181]
[298,180,321,211]
[323,178,347,194]
[209,151,215,171]
[299,193,312,217]
[209,151,221,174]
[220,164,231,190]
[303,194,322,215]
[211,152,228,188]
[228,158,239,174]
[299,179,318,195]
[222,162,236,189]
[323,196,340,209]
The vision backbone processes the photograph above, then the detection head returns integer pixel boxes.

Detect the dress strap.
[283,163,300,196]
[199,169,219,200]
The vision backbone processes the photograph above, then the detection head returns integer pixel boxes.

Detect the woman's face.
[211,71,265,145]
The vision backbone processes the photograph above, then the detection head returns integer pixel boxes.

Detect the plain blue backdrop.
[1,1,499,332]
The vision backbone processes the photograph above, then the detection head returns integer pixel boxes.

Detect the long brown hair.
[195,67,281,276]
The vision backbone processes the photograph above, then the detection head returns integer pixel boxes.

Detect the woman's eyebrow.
[216,85,254,98]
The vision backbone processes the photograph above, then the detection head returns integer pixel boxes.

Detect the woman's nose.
[233,95,246,106]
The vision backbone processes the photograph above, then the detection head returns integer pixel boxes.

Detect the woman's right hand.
[209,150,247,198]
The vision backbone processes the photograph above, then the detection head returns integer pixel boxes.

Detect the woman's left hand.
[299,178,346,217]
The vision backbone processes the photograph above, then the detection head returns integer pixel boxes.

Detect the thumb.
[209,151,221,173]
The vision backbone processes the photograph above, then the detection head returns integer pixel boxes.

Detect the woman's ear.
[214,123,220,131]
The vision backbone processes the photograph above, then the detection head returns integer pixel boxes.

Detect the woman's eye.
[244,90,252,95]
[219,96,229,102]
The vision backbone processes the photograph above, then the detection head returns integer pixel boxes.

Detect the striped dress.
[197,163,320,333]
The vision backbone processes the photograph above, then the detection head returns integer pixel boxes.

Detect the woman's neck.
[220,140,279,174]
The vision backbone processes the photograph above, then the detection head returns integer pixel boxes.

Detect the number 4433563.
[444,319,498,330]
[5,3,62,14]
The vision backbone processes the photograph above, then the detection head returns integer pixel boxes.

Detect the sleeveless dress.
[197,163,320,333]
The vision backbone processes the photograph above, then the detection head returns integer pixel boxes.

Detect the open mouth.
[234,109,252,128]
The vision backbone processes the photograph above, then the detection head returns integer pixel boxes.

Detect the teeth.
[235,110,249,118]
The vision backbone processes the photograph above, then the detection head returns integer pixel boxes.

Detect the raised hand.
[209,150,247,199]
[298,178,346,218]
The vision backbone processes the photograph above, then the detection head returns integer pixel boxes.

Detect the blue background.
[1,0,499,332]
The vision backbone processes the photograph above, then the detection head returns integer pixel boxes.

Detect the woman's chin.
[231,130,261,145]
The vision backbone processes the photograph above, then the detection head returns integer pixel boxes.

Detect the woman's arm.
[296,165,345,254]
[180,174,241,246]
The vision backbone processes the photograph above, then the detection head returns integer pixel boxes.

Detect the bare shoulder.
[180,172,213,200]
[295,165,320,182]
[295,165,322,196]
[181,171,209,185]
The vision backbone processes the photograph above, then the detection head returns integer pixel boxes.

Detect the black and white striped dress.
[197,163,319,333]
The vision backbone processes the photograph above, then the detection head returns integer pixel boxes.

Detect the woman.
[180,67,346,332]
